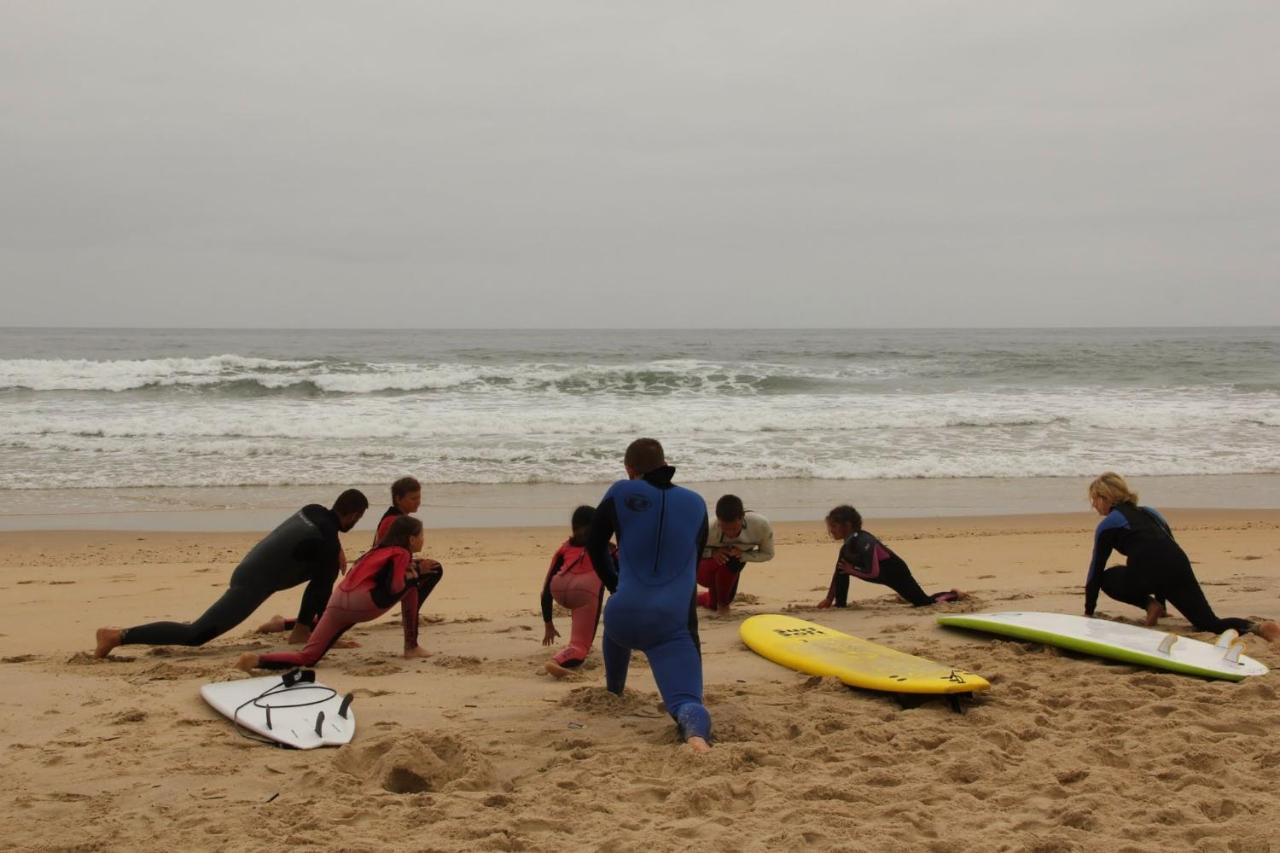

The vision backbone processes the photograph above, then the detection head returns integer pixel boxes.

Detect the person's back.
[607,471,705,604]
[230,504,336,592]
[587,438,711,753]
[1095,502,1177,558]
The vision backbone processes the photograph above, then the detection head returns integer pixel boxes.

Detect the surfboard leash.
[231,668,347,748]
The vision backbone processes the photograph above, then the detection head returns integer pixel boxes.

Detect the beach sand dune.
[2,511,1278,852]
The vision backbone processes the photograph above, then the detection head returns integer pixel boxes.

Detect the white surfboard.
[938,611,1268,682]
[201,670,356,749]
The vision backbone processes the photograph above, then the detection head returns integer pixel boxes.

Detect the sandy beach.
[2,508,1278,852]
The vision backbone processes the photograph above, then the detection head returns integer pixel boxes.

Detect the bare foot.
[713,606,732,620]
[255,615,289,634]
[333,638,361,649]
[94,627,122,659]
[1255,621,1280,643]
[544,660,572,678]
[686,736,711,754]
[235,653,260,672]
[403,646,433,659]
[286,624,312,645]
[951,589,969,600]
[1144,599,1164,627]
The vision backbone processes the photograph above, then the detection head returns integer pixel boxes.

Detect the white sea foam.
[2,329,1277,489]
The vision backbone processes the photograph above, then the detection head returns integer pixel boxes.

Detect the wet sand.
[2,473,1279,530]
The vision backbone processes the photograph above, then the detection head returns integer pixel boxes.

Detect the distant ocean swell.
[1,349,1277,489]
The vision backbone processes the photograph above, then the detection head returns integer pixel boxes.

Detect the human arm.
[1084,514,1123,616]
[739,516,775,563]
[696,511,709,569]
[587,494,620,593]
[295,532,343,628]
[819,558,842,608]
[820,536,859,607]
[540,548,567,624]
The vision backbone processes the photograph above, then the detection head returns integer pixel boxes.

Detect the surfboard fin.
[1215,629,1240,648]
[338,693,354,719]
[1157,633,1177,655]
[1223,640,1246,664]
[314,711,325,737]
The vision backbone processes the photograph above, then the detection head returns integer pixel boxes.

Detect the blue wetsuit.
[1085,502,1254,634]
[587,466,711,741]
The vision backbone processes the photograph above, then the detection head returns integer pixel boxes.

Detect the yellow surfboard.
[740,614,989,695]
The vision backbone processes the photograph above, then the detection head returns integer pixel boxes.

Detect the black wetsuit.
[1086,502,1253,634]
[827,530,958,608]
[119,505,343,647]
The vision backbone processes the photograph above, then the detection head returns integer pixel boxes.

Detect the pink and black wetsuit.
[374,506,403,545]
[827,530,958,608]
[372,506,444,647]
[257,545,416,669]
[540,539,614,668]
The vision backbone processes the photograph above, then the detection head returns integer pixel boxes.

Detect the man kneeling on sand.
[94,490,367,657]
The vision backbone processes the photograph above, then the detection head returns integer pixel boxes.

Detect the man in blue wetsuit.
[586,438,712,753]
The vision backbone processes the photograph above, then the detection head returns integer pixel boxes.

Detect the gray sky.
[2,1,1278,328]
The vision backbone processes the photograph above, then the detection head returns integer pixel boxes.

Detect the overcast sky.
[2,2,1277,328]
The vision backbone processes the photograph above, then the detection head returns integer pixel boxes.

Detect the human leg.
[642,631,711,742]
[695,558,720,609]
[602,631,631,695]
[875,558,935,607]
[1157,558,1254,635]
[249,593,388,670]
[554,585,603,667]
[107,586,269,652]
[401,565,444,651]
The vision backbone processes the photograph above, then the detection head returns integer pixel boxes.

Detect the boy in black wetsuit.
[816,505,963,609]
[93,489,368,657]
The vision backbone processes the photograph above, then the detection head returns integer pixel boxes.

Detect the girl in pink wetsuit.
[541,506,616,678]
[237,516,431,671]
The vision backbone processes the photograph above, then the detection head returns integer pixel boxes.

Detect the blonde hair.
[1088,472,1139,506]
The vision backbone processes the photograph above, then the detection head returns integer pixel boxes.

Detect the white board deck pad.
[201,669,355,749]
[938,611,1268,682]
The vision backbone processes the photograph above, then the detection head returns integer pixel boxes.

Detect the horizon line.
[3,323,1278,332]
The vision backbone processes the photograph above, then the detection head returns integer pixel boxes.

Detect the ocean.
[2,327,1277,494]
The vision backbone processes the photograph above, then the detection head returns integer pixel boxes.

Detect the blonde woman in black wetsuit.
[1084,472,1280,643]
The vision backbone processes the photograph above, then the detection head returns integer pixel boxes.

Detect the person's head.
[1088,472,1138,516]
[570,505,595,543]
[391,476,422,514]
[623,438,666,479]
[825,505,862,540]
[331,488,369,532]
[715,494,746,538]
[377,514,425,553]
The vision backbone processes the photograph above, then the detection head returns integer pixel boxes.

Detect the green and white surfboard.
[938,611,1268,682]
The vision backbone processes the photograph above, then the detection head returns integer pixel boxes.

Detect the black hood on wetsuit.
[641,465,677,489]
